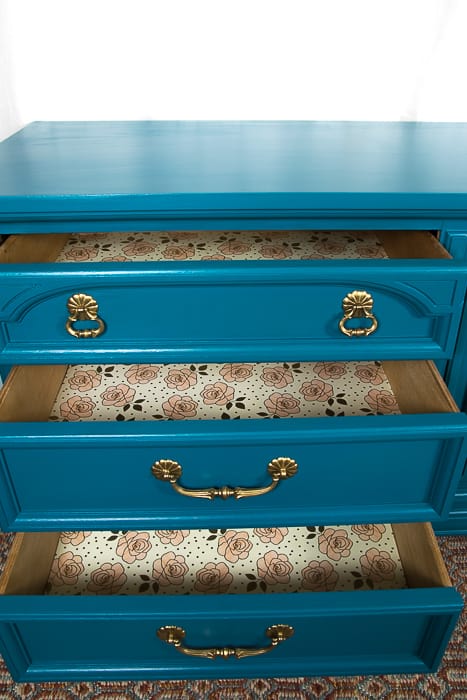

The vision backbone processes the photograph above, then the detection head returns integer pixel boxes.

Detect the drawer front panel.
[0,589,461,681]
[0,415,465,530]
[0,262,465,363]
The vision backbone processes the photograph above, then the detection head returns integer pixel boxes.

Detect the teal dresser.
[0,121,465,680]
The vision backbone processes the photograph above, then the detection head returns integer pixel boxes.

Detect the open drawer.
[0,230,465,364]
[0,360,465,530]
[0,523,462,681]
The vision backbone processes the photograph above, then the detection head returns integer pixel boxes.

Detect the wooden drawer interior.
[0,522,451,597]
[0,360,458,425]
[0,230,451,264]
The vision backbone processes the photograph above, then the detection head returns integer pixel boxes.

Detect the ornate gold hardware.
[338,290,378,337]
[157,624,294,659]
[151,457,298,500]
[65,293,105,338]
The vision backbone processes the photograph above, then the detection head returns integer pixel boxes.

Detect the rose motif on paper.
[64,247,98,262]
[154,530,189,546]
[164,368,197,390]
[259,244,289,259]
[301,560,339,592]
[59,532,91,546]
[116,531,153,564]
[101,255,128,262]
[124,364,160,384]
[49,552,85,586]
[201,382,235,406]
[354,363,386,385]
[162,245,195,260]
[87,562,127,594]
[360,548,397,582]
[60,395,96,421]
[218,241,251,256]
[194,562,233,593]
[313,362,347,380]
[260,366,294,389]
[316,241,346,256]
[253,527,289,545]
[299,379,333,402]
[318,528,353,561]
[257,551,293,585]
[218,530,252,563]
[152,552,189,587]
[101,384,136,407]
[219,363,254,382]
[67,369,102,392]
[351,524,386,542]
[201,254,226,260]
[122,242,156,257]
[162,395,198,419]
[364,389,399,414]
[264,392,301,417]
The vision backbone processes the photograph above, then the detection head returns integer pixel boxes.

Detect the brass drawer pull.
[151,457,298,500]
[65,293,106,339]
[157,624,294,659]
[339,290,378,337]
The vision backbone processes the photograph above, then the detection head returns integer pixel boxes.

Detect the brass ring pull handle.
[151,457,298,500]
[65,293,106,339]
[339,290,378,337]
[157,624,294,659]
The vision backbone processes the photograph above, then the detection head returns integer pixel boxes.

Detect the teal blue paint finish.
[0,414,465,530]
[441,229,467,408]
[0,260,465,364]
[3,122,467,228]
[437,228,467,530]
[0,216,450,235]
[0,588,461,680]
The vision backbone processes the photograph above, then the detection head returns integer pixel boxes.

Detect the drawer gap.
[0,522,452,598]
[0,360,458,424]
[0,230,451,263]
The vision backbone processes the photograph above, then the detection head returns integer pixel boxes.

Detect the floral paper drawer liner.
[49,361,400,422]
[45,524,406,596]
[55,230,387,262]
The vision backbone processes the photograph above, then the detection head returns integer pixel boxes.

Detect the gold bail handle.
[157,624,294,659]
[65,293,106,339]
[339,290,378,337]
[151,457,298,500]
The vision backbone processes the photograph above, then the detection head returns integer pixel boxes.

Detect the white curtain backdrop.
[1,0,467,141]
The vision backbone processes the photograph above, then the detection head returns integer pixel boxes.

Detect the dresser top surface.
[2,120,467,215]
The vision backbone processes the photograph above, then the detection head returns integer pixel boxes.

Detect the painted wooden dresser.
[0,121,465,681]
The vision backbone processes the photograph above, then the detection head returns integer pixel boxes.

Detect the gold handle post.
[157,624,294,659]
[151,457,298,500]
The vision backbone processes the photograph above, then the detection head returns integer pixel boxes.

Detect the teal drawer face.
[0,259,466,363]
[0,592,460,681]
[0,524,462,681]
[1,414,465,531]
[0,361,465,531]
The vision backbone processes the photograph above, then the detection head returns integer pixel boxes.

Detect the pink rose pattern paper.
[45,524,406,596]
[49,361,400,422]
[55,230,387,262]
